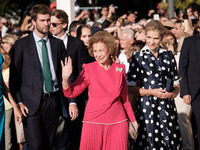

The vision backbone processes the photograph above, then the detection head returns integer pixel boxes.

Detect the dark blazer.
[9,33,65,115]
[61,34,86,150]
[82,45,96,64]
[179,33,200,101]
[62,35,85,105]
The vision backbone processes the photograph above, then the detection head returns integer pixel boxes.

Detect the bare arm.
[2,77,22,123]
[75,10,89,21]
[129,86,172,99]
[104,20,121,37]
[104,26,117,33]
[20,15,31,31]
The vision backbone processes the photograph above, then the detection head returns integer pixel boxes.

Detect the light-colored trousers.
[175,94,195,150]
[5,108,13,150]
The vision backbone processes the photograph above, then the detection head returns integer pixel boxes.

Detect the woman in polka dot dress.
[127,20,182,150]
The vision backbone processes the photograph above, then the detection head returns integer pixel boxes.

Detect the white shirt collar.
[33,31,48,43]
[140,45,167,55]
[53,32,68,49]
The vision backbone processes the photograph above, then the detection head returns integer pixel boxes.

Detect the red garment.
[63,61,136,149]
[80,121,129,150]
[63,61,136,123]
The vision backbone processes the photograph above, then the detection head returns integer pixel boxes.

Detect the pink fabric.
[80,121,129,150]
[63,61,136,123]
[63,61,136,149]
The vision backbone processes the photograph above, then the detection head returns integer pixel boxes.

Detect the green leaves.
[175,0,195,10]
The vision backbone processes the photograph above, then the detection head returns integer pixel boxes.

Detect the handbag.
[166,78,173,92]
[129,121,137,139]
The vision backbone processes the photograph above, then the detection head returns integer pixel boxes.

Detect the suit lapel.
[29,33,42,73]
[66,35,73,56]
[49,36,57,73]
[194,34,200,57]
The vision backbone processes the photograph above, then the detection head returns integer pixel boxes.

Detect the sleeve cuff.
[174,79,180,85]
[69,102,77,106]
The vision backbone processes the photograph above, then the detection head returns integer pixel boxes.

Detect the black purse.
[166,78,173,92]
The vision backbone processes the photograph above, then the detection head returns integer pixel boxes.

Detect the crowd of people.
[0,2,200,150]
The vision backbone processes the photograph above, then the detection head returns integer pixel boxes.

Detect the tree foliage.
[0,0,22,18]
[0,0,49,23]
[175,0,200,10]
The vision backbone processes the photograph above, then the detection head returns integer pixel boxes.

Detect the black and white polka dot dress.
[127,46,182,150]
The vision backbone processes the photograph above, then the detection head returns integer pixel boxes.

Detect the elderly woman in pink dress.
[61,31,138,150]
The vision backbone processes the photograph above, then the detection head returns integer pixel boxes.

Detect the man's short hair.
[51,9,69,31]
[175,20,183,24]
[101,4,109,10]
[69,21,82,35]
[31,4,51,21]
[126,10,136,17]
[175,20,183,27]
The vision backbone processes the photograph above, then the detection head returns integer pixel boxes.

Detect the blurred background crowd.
[1,0,200,150]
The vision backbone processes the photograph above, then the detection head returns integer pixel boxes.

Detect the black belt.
[42,91,59,98]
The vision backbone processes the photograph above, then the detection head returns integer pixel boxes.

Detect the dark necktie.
[40,39,52,93]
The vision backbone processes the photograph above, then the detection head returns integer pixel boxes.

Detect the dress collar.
[140,45,167,55]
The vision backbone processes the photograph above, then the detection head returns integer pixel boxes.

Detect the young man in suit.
[50,9,86,150]
[68,21,83,37]
[172,20,194,150]
[172,20,191,52]
[9,4,65,150]
[179,33,200,150]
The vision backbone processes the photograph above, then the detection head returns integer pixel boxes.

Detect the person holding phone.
[127,20,182,149]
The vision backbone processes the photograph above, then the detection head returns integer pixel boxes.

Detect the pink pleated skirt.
[79,120,129,150]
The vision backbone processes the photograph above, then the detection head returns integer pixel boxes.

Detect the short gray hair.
[121,29,135,40]
[0,17,7,24]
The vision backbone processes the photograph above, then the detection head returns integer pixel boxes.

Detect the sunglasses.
[50,23,62,27]
[2,22,8,26]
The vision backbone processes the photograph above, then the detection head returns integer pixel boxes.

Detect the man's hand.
[69,104,79,121]
[109,4,115,13]
[183,95,191,105]
[19,103,29,117]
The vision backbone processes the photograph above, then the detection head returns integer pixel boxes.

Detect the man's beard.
[36,26,49,35]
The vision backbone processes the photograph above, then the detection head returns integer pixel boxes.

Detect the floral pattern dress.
[127,45,182,150]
